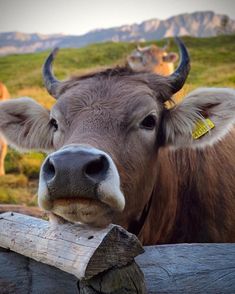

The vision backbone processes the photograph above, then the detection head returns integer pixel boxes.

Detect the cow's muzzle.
[38,145,125,223]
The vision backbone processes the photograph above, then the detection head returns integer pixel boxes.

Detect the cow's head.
[1,39,235,231]
[127,43,178,75]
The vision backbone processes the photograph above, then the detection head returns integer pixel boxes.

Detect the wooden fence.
[0,212,234,293]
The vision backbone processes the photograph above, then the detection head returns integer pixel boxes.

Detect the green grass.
[5,148,45,179]
[0,42,135,101]
[1,35,235,105]
[0,174,37,205]
[0,35,235,205]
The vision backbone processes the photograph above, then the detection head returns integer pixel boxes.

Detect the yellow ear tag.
[192,118,215,140]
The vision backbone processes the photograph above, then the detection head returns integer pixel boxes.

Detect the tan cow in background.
[0,82,9,175]
[127,42,179,75]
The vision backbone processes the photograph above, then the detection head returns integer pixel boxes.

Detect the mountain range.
[0,11,234,56]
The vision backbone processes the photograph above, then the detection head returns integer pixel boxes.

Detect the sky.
[0,0,235,36]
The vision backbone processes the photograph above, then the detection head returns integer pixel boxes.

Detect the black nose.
[41,148,110,200]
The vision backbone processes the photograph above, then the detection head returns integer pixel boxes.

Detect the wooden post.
[0,212,146,293]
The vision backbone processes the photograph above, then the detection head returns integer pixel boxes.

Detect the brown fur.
[44,73,235,244]
[0,67,235,245]
[138,130,235,244]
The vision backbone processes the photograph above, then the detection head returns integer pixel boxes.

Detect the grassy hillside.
[0,35,235,205]
[1,35,235,107]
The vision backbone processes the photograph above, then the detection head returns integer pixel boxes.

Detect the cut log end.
[80,261,147,294]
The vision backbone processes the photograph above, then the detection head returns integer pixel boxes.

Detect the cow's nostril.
[43,158,56,182]
[84,155,109,181]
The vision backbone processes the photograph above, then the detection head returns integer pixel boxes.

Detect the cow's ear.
[0,97,54,151]
[160,88,235,149]
[163,52,179,63]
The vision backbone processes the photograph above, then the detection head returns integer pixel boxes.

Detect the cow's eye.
[140,114,156,130]
[50,118,58,132]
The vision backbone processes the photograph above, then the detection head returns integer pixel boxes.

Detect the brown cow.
[127,43,178,75]
[0,82,9,176]
[0,39,234,245]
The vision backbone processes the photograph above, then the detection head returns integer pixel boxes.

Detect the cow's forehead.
[53,75,162,120]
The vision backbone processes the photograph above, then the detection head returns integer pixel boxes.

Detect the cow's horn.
[168,38,190,94]
[42,47,61,99]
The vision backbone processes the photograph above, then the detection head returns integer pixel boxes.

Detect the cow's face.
[7,39,234,230]
[0,40,189,228]
[39,74,171,227]
[0,74,171,227]
[127,45,178,75]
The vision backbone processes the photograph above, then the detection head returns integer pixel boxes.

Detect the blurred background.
[0,0,235,213]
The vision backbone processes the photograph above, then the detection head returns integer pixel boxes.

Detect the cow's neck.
[127,188,154,238]
[137,136,235,245]
[136,148,178,245]
[137,147,214,245]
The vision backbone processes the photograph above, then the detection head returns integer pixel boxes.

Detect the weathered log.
[137,244,235,293]
[0,212,146,293]
[0,213,235,293]
[0,247,78,294]
[0,204,45,218]
[1,243,235,293]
